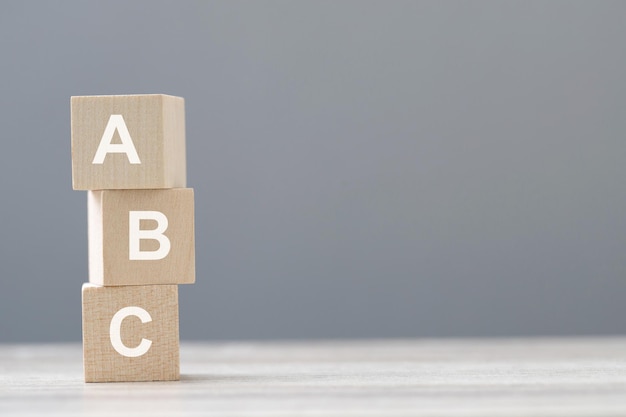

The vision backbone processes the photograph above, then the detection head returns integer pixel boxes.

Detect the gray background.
[0,1,624,343]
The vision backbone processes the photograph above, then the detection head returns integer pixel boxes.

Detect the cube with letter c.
[82,283,179,382]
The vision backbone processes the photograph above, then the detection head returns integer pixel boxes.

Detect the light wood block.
[88,188,195,286]
[81,283,179,383]
[71,94,186,190]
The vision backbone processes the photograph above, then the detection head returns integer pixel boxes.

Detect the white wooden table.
[1,338,626,416]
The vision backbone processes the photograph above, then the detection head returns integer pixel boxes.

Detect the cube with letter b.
[88,188,195,286]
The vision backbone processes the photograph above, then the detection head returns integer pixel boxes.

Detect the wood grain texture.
[2,338,626,416]
[88,189,195,286]
[81,284,180,382]
[71,94,186,190]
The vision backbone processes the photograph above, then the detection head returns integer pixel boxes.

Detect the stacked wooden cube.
[71,94,195,383]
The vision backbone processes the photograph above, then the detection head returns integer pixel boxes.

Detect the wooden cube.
[71,94,186,190]
[82,283,179,382]
[88,188,195,286]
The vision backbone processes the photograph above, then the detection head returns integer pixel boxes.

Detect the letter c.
[109,306,152,357]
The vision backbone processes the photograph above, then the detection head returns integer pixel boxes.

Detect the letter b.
[129,211,171,260]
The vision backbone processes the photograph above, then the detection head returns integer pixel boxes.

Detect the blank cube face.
[88,189,195,286]
[82,284,179,382]
[71,94,186,190]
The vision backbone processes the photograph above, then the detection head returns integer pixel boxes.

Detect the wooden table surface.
[1,337,626,416]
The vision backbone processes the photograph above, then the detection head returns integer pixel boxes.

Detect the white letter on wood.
[92,114,141,164]
[129,211,171,260]
[109,306,152,358]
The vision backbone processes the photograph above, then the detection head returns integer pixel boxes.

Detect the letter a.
[110,306,152,357]
[92,114,141,164]
[129,211,171,260]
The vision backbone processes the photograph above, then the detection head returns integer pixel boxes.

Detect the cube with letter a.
[71,94,186,190]
[82,283,180,382]
[88,188,195,286]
